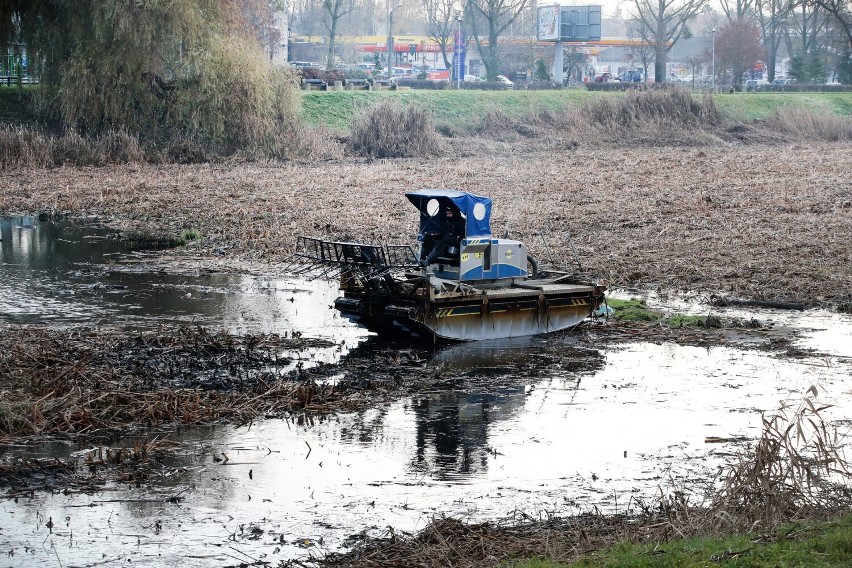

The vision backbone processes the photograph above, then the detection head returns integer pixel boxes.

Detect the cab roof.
[405,189,492,238]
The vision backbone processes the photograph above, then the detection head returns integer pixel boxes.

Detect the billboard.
[537,5,560,41]
[537,5,602,42]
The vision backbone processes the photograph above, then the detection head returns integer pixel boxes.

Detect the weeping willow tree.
[0,0,299,150]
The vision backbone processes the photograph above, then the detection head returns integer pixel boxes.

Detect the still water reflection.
[0,215,367,346]
[4,338,851,567]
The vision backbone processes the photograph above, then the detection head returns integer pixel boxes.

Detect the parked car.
[745,79,769,91]
[496,75,514,89]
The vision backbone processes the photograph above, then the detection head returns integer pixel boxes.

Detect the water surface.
[2,217,851,567]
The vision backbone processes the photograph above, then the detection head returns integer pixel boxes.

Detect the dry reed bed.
[318,515,667,568]
[2,143,850,306]
[0,327,409,442]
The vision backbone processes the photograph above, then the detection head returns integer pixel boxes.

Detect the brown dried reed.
[0,327,354,441]
[766,107,852,141]
[320,514,655,568]
[710,386,852,531]
[347,99,444,158]
[0,126,144,169]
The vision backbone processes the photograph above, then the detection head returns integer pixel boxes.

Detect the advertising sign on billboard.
[537,5,560,41]
[452,30,466,82]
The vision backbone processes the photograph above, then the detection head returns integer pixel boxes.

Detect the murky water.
[2,218,852,567]
[0,215,367,369]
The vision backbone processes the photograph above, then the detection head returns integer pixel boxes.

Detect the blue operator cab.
[405,189,529,283]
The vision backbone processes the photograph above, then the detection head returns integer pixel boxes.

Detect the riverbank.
[298,89,852,131]
[315,513,852,567]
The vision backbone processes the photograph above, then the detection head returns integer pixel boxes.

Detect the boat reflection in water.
[407,336,605,479]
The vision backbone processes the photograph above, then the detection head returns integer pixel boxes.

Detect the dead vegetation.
[710,387,852,531]
[765,106,852,142]
[0,126,145,168]
[317,515,654,568]
[0,438,181,494]
[0,326,414,444]
[469,89,851,148]
[347,99,444,158]
[0,120,342,169]
[3,139,850,307]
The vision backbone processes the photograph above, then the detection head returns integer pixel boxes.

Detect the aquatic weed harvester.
[287,190,606,341]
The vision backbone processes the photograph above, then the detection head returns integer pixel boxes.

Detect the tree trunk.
[654,41,667,83]
[654,12,667,83]
[485,24,500,80]
[440,41,451,71]
[327,18,338,69]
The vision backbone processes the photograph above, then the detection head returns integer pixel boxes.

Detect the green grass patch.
[176,228,201,245]
[714,92,852,121]
[507,516,852,568]
[299,89,602,131]
[300,89,852,131]
[605,298,660,322]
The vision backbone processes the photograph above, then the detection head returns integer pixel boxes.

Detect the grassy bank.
[511,515,852,568]
[299,89,852,131]
[299,89,602,130]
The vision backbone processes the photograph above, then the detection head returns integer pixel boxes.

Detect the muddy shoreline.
[0,316,801,481]
[2,142,851,308]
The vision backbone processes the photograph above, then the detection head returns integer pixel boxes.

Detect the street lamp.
[386,2,402,80]
[455,16,463,89]
[712,27,716,93]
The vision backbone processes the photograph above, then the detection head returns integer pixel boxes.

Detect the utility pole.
[712,27,716,93]
[456,16,462,89]
[386,3,401,79]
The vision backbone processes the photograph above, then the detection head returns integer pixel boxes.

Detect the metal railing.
[283,236,419,279]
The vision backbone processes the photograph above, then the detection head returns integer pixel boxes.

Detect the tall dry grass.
[709,386,852,531]
[347,100,444,158]
[469,88,728,147]
[0,126,144,169]
[765,107,852,141]
[581,88,725,146]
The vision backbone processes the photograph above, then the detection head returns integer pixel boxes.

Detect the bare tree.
[323,0,350,68]
[564,46,590,83]
[810,0,852,46]
[626,17,657,82]
[755,0,794,82]
[465,0,530,80]
[716,16,765,86]
[426,0,461,70]
[720,0,757,19]
[292,0,325,39]
[784,0,829,58]
[684,53,707,85]
[630,0,709,83]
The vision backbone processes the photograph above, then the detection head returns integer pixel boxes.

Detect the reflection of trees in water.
[410,387,526,479]
[410,338,607,479]
[338,406,391,445]
[310,335,607,480]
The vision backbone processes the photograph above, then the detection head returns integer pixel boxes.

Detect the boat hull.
[335,281,603,342]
